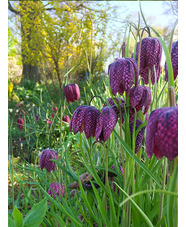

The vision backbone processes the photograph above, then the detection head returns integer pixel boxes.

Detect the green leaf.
[114,129,161,187]
[23,198,47,227]
[8,217,15,227]
[12,206,23,227]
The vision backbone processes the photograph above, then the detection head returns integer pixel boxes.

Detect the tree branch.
[8,1,20,15]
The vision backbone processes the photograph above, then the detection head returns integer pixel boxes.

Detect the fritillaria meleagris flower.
[48,183,65,198]
[53,106,58,113]
[70,105,117,142]
[46,118,52,129]
[108,58,139,96]
[17,118,24,130]
[51,113,55,119]
[134,37,162,85]
[34,114,39,122]
[64,83,80,104]
[62,115,70,123]
[165,41,178,81]
[39,148,58,172]
[106,97,125,107]
[146,106,178,161]
[129,85,152,114]
[130,119,146,153]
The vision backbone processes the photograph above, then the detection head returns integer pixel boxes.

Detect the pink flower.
[48,183,65,198]
[51,113,55,119]
[17,118,24,130]
[46,118,52,128]
[53,107,58,113]
[62,115,70,123]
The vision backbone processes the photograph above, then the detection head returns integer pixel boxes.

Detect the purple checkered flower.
[64,83,80,104]
[106,97,125,107]
[62,115,70,123]
[130,119,146,153]
[165,41,178,81]
[134,37,162,85]
[129,85,152,114]
[34,114,39,122]
[146,106,178,161]
[39,148,58,172]
[17,118,24,130]
[70,105,117,142]
[108,58,139,96]
[98,107,118,142]
[48,183,65,198]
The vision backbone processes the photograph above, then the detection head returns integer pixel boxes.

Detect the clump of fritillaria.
[64,83,80,104]
[62,115,70,123]
[17,118,24,130]
[69,105,117,142]
[130,119,146,153]
[129,85,152,114]
[165,41,178,81]
[48,183,65,198]
[39,148,58,172]
[146,106,178,161]
[134,37,162,85]
[108,58,139,96]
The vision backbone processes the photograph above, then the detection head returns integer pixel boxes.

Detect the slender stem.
[104,143,108,213]
[158,158,167,222]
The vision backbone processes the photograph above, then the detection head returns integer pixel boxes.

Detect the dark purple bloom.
[34,114,39,122]
[70,105,117,142]
[98,107,118,142]
[64,83,80,104]
[39,148,58,172]
[17,118,24,130]
[134,37,162,85]
[53,107,58,113]
[130,119,146,153]
[129,85,152,114]
[108,58,139,96]
[165,41,178,81]
[62,115,70,123]
[146,106,178,161]
[48,183,65,198]
[106,97,125,107]
[51,113,55,119]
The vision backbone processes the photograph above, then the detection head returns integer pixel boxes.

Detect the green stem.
[158,158,167,222]
[104,143,108,213]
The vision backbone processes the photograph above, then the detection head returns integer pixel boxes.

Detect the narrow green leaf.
[116,183,153,227]
[12,206,23,227]
[8,217,15,227]
[23,198,47,227]
[114,129,161,187]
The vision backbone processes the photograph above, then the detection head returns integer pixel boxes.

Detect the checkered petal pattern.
[48,183,65,198]
[130,85,152,114]
[146,106,178,161]
[135,37,162,85]
[130,119,146,153]
[99,107,118,142]
[64,83,80,103]
[108,58,139,96]
[165,41,178,81]
[39,148,58,172]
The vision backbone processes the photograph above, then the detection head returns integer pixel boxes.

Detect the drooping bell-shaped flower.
[108,58,139,96]
[130,119,146,153]
[39,148,58,172]
[34,114,39,122]
[17,118,24,130]
[53,106,58,113]
[146,106,178,161]
[129,85,152,114]
[106,97,125,107]
[48,183,65,198]
[165,41,178,81]
[98,107,118,142]
[64,83,80,104]
[70,105,117,142]
[62,115,70,123]
[134,37,162,85]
